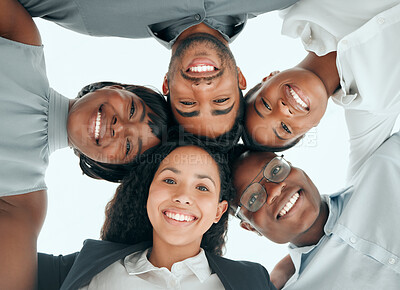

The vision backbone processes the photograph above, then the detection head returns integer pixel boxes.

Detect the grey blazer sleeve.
[36,252,79,290]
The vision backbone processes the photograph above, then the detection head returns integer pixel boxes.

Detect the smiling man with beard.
[231,129,400,289]
[162,24,246,142]
[19,0,299,144]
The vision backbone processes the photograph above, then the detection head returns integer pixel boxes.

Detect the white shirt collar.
[123,247,212,283]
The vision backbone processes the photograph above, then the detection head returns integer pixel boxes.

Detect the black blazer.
[37,239,276,290]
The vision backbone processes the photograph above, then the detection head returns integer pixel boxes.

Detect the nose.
[278,100,293,116]
[173,185,193,205]
[111,116,142,139]
[264,181,285,205]
[191,78,214,90]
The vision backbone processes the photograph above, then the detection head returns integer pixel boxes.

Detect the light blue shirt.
[19,0,298,48]
[0,37,69,197]
[284,132,400,289]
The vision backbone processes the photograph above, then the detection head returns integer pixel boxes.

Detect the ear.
[240,220,258,233]
[237,67,247,90]
[262,70,280,82]
[214,200,228,223]
[162,74,169,95]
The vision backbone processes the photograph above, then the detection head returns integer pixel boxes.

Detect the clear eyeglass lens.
[240,183,267,212]
[264,157,290,183]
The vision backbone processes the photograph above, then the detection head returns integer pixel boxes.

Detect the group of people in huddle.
[1,0,400,289]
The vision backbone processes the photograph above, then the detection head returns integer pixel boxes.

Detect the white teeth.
[289,88,308,109]
[189,65,215,73]
[165,211,195,222]
[94,111,101,139]
[279,192,300,218]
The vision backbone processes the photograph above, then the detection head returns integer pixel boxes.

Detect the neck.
[149,235,202,270]
[291,200,329,247]
[172,23,228,54]
[297,52,340,97]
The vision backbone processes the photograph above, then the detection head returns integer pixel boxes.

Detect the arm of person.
[0,2,45,289]
[345,110,399,182]
[0,0,41,45]
[270,254,295,290]
[37,252,79,290]
[0,190,47,290]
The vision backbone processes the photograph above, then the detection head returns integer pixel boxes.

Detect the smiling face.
[245,68,329,148]
[164,33,246,138]
[67,85,160,164]
[147,146,228,250]
[233,151,321,244]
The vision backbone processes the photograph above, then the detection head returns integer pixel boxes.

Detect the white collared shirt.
[280,0,400,181]
[79,248,224,290]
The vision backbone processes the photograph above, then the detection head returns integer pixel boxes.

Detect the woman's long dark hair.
[101,136,234,256]
[73,81,171,182]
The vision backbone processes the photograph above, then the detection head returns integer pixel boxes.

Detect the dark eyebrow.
[273,128,287,141]
[254,99,264,119]
[211,102,235,116]
[195,174,216,187]
[160,167,181,174]
[175,108,200,117]
[139,99,146,122]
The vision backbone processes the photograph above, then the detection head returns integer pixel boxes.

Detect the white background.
[37,12,351,273]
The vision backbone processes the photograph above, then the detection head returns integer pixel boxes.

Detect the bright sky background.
[36,11,352,272]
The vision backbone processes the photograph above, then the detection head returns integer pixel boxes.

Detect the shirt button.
[389,257,396,265]
[377,17,385,24]
[194,14,201,21]
[341,39,348,45]
[349,237,356,244]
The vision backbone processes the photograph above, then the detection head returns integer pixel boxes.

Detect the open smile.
[90,104,107,145]
[285,85,310,112]
[277,190,302,219]
[185,58,220,78]
[163,209,198,224]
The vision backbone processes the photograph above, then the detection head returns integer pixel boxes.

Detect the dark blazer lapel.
[61,239,151,290]
[205,252,233,290]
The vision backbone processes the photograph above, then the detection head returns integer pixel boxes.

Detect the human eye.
[270,165,282,177]
[129,100,135,119]
[196,185,209,192]
[214,98,229,104]
[261,98,271,110]
[281,122,292,134]
[163,178,176,184]
[125,139,131,156]
[248,193,259,207]
[180,101,196,106]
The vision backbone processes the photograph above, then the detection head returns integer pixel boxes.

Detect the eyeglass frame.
[233,155,291,222]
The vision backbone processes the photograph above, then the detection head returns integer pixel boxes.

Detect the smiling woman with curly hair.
[37,138,276,289]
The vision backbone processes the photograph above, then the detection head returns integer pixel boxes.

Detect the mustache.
[180,69,224,82]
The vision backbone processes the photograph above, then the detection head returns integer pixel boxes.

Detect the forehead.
[159,146,218,172]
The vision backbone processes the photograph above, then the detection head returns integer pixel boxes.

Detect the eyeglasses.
[234,155,291,220]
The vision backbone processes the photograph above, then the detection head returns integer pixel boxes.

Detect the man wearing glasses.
[231,131,400,289]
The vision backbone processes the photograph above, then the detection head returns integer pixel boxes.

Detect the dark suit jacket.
[37,239,276,290]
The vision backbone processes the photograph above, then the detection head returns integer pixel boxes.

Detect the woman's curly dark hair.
[72,81,171,182]
[101,136,235,256]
